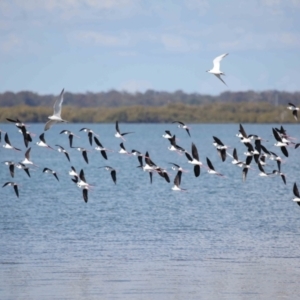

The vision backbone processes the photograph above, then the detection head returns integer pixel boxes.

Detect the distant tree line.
[0,102,294,123]
[0,89,299,108]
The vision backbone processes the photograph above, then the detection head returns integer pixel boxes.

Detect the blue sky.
[0,0,299,95]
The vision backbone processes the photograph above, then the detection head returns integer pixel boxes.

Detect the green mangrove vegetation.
[0,90,298,123]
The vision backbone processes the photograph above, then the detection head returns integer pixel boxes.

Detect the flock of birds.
[1,53,300,205]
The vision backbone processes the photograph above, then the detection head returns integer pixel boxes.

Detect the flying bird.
[3,161,15,177]
[60,130,79,148]
[287,103,299,121]
[36,133,54,150]
[115,121,134,141]
[292,183,300,206]
[16,163,31,177]
[206,53,228,86]
[2,182,19,198]
[21,147,37,166]
[185,143,202,177]
[2,133,21,151]
[99,166,117,184]
[94,137,112,160]
[172,170,186,191]
[44,88,67,131]
[73,147,89,164]
[172,121,191,137]
[43,168,59,181]
[79,128,99,146]
[206,157,224,176]
[56,145,71,162]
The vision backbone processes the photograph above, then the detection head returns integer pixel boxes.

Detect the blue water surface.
[0,123,300,300]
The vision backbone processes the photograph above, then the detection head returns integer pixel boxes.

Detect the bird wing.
[294,183,300,198]
[212,53,228,72]
[206,157,215,171]
[94,136,103,147]
[101,150,108,160]
[214,74,227,86]
[39,133,46,143]
[111,170,117,184]
[14,184,19,197]
[82,151,89,164]
[79,169,86,182]
[194,165,200,177]
[191,143,199,161]
[88,132,93,146]
[53,88,64,117]
[174,171,182,186]
[213,136,224,146]
[115,121,120,133]
[44,120,58,131]
[4,133,10,145]
[239,124,248,138]
[83,189,88,203]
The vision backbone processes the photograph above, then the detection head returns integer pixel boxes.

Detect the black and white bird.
[168,162,188,173]
[36,133,54,150]
[56,145,71,162]
[272,128,289,157]
[16,163,31,177]
[206,157,224,176]
[71,169,91,202]
[43,168,59,181]
[80,128,99,146]
[168,135,185,154]
[237,124,251,144]
[60,130,79,148]
[172,170,186,191]
[212,136,228,162]
[185,143,202,177]
[242,156,253,182]
[172,121,191,137]
[115,121,134,141]
[2,182,19,198]
[287,103,299,121]
[44,88,67,131]
[2,133,21,151]
[73,147,89,164]
[206,53,228,86]
[3,161,15,177]
[162,130,173,139]
[99,166,117,184]
[69,166,78,178]
[131,149,144,167]
[119,142,131,155]
[21,147,37,166]
[94,137,111,160]
[292,183,300,206]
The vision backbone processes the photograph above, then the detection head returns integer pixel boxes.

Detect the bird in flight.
[44,89,68,131]
[206,53,228,86]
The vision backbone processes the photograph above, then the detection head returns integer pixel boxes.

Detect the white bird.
[206,53,228,86]
[44,89,67,131]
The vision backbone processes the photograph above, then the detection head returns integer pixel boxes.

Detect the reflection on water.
[0,123,300,299]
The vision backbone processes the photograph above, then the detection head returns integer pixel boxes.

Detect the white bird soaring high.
[44,89,67,131]
[207,53,228,86]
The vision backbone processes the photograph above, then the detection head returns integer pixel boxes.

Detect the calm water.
[0,123,300,300]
